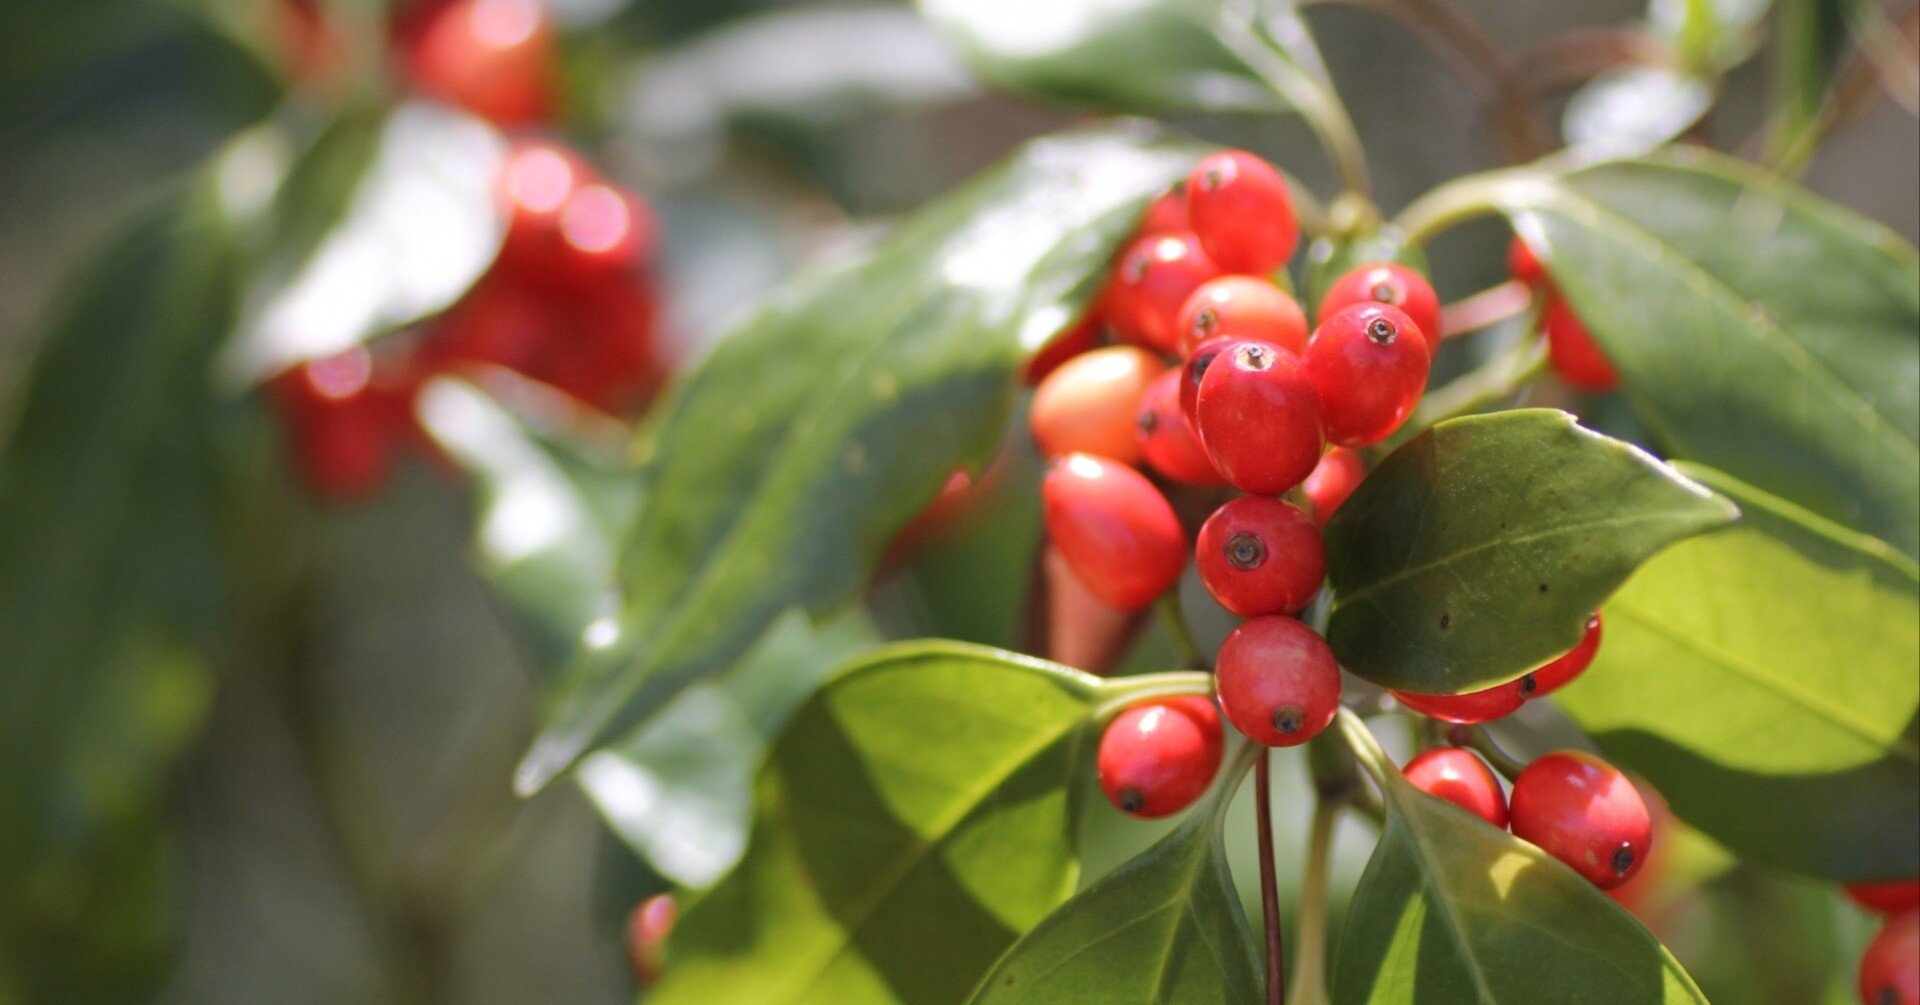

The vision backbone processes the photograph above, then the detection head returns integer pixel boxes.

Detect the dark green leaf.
[1332,715,1708,1004]
[1497,148,1920,558]
[650,643,1211,1004]
[967,746,1262,1004]
[517,122,1200,792]
[1324,409,1736,693]
[1553,465,1919,881]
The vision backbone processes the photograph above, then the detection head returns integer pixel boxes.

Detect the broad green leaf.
[1553,465,1919,881]
[967,746,1262,1004]
[650,643,1210,1005]
[1324,409,1736,693]
[517,122,1200,792]
[918,0,1277,114]
[1332,715,1708,1004]
[1497,148,1920,558]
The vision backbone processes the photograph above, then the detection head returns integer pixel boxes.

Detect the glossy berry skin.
[1179,336,1236,427]
[1852,881,1920,915]
[1194,340,1325,495]
[1305,303,1431,448]
[1024,312,1105,385]
[1859,908,1920,1005]
[627,893,676,985]
[1136,370,1222,485]
[1140,190,1192,236]
[1030,346,1164,464]
[1106,233,1220,353]
[1392,678,1528,724]
[1196,496,1325,617]
[1544,298,1620,393]
[1042,454,1187,611]
[1403,748,1509,828]
[1302,448,1366,525]
[1509,751,1654,890]
[405,0,557,127]
[1525,611,1603,697]
[1215,616,1341,747]
[1097,696,1225,818]
[1508,236,1549,288]
[1177,276,1307,356]
[1185,150,1299,275]
[1316,263,1441,361]
[495,140,586,281]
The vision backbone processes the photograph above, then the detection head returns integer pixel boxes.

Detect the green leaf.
[1332,715,1709,1004]
[650,643,1211,1005]
[1562,67,1715,156]
[517,122,1200,792]
[1324,409,1736,693]
[918,0,1277,114]
[1553,465,1919,881]
[967,746,1262,1005]
[1766,0,1871,161]
[1496,148,1920,559]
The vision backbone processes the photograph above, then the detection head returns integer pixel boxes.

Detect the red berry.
[627,893,676,985]
[1139,190,1192,236]
[1392,678,1528,724]
[1043,544,1136,675]
[1524,611,1603,697]
[1304,303,1431,448]
[1214,616,1341,747]
[405,0,557,127]
[1178,335,1235,428]
[1860,909,1920,1005]
[1544,297,1619,393]
[1177,276,1307,356]
[1024,312,1105,385]
[1852,881,1920,915]
[1042,454,1187,611]
[1195,496,1325,617]
[495,141,586,278]
[1509,751,1653,889]
[1317,263,1441,361]
[1097,696,1225,818]
[1508,236,1548,289]
[273,348,399,502]
[1194,340,1324,495]
[1403,748,1509,828]
[1135,370,1222,485]
[1106,233,1221,353]
[1185,150,1298,274]
[556,181,657,280]
[1030,346,1164,464]
[1302,447,1366,525]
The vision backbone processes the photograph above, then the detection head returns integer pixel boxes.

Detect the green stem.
[1286,796,1341,1005]
[1334,708,1397,785]
[1390,168,1536,245]
[1215,2,1373,199]
[1091,670,1217,719]
[1156,592,1210,671]
[1450,724,1529,780]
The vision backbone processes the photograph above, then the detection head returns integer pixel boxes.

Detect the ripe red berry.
[1316,263,1441,361]
[1139,190,1192,236]
[627,893,676,985]
[1135,370,1222,485]
[273,348,399,502]
[1392,678,1528,724]
[1304,303,1431,448]
[1302,447,1366,524]
[1185,150,1299,275]
[1195,496,1325,617]
[1543,297,1619,393]
[496,140,585,278]
[405,0,557,127]
[1852,881,1920,915]
[1214,616,1341,747]
[1177,276,1307,356]
[1106,233,1220,353]
[556,181,657,280]
[1179,336,1235,427]
[1508,236,1548,289]
[1524,611,1603,697]
[1509,751,1653,889]
[1043,544,1136,674]
[1097,696,1225,818]
[1030,346,1164,464]
[1860,908,1920,1005]
[1042,454,1187,611]
[1194,340,1324,495]
[1403,748,1509,828]
[1024,312,1105,385]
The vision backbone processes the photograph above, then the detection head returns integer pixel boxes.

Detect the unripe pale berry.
[1195,496,1325,617]
[1317,263,1442,361]
[1544,297,1619,393]
[1042,454,1187,611]
[1106,233,1221,353]
[1509,751,1653,890]
[1403,748,1509,828]
[405,0,557,127]
[1392,678,1528,724]
[1177,276,1308,356]
[1097,696,1225,818]
[1852,881,1920,916]
[1029,345,1164,464]
[627,893,676,985]
[1859,908,1920,1005]
[1185,150,1299,274]
[1194,340,1325,495]
[1215,616,1341,747]
[1305,303,1431,448]
[1524,611,1603,697]
[1302,447,1366,525]
[1135,370,1222,485]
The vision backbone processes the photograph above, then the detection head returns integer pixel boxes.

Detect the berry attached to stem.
[1317,263,1442,361]
[1041,454,1187,611]
[1215,616,1342,747]
[1304,303,1431,448]
[1196,496,1325,617]
[1185,150,1299,275]
[1194,340,1325,495]
[1509,751,1653,890]
[1097,696,1226,818]
[1403,748,1509,828]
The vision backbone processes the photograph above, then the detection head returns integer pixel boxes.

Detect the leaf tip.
[514,733,584,797]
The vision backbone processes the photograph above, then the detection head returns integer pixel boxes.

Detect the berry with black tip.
[1097,696,1226,818]
[1215,616,1342,747]
[1509,751,1654,890]
[1195,496,1325,617]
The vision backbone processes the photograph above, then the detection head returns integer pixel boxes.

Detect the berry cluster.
[1508,237,1619,393]
[273,138,665,501]
[1849,881,1920,1005]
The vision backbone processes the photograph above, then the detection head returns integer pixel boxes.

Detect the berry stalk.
[1254,749,1286,1005]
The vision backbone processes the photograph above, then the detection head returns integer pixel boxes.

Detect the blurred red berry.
[1177,276,1307,356]
[1042,454,1186,611]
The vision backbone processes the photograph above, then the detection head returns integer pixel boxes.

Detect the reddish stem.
[1256,748,1285,1004]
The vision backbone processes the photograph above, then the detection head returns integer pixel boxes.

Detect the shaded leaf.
[1563,67,1715,156]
